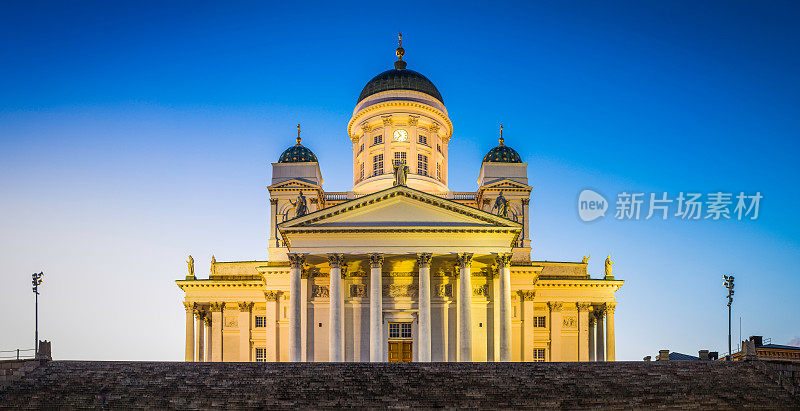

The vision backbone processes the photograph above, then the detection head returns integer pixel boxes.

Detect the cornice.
[348,101,453,140]
[177,280,264,290]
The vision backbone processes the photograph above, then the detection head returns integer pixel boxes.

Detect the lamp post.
[32,272,43,357]
[723,274,734,361]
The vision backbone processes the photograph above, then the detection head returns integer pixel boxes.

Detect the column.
[369,254,384,362]
[184,302,195,362]
[194,308,204,362]
[548,302,563,362]
[577,302,590,362]
[269,198,279,247]
[288,253,305,362]
[521,198,530,248]
[238,302,253,362]
[417,253,433,362]
[588,316,596,362]
[328,254,345,362]
[491,273,499,361]
[265,291,279,361]
[204,316,212,362]
[520,291,535,361]
[497,254,513,362]
[210,302,224,362]
[606,302,616,361]
[595,307,605,361]
[457,253,473,362]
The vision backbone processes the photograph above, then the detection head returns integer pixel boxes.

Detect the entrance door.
[388,342,412,362]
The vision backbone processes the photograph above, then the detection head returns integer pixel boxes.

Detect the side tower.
[477,126,532,260]
[348,34,453,194]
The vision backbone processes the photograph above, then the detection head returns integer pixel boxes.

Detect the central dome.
[357,68,443,104]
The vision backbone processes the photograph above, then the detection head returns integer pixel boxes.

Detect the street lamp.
[723,274,734,361]
[32,272,43,357]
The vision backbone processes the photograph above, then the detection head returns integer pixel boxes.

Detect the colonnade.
[287,252,514,362]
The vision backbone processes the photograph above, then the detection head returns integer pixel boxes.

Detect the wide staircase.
[1,360,798,409]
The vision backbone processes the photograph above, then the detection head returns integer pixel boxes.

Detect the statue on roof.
[393,163,409,186]
[291,191,308,217]
[492,191,510,218]
[582,255,590,264]
[605,255,614,278]
[186,255,195,277]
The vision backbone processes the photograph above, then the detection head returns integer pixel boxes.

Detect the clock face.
[393,129,409,142]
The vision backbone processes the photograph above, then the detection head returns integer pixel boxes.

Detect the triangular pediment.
[480,178,531,191]
[268,178,321,191]
[279,186,521,230]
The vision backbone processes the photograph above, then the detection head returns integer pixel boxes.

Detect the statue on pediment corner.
[393,164,409,186]
[492,191,509,218]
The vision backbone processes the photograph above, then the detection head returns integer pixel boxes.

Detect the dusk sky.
[1,1,798,361]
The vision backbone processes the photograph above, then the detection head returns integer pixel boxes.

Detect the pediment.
[268,178,321,191]
[480,178,531,191]
[279,186,521,230]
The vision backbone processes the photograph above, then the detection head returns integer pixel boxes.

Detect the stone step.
[1,361,798,409]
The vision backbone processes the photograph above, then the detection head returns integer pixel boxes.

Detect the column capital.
[496,253,513,268]
[288,253,306,269]
[417,253,432,268]
[548,301,563,312]
[577,302,592,312]
[209,302,225,312]
[593,306,605,319]
[518,290,535,301]
[369,253,384,268]
[605,302,617,314]
[521,198,530,206]
[264,290,280,301]
[269,198,278,205]
[203,316,211,326]
[238,301,254,312]
[327,253,345,268]
[456,252,473,268]
[183,302,196,312]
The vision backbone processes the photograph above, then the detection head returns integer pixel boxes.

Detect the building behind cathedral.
[177,37,623,363]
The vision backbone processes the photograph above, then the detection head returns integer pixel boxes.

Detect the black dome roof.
[278,143,318,163]
[483,144,522,163]
[357,69,443,104]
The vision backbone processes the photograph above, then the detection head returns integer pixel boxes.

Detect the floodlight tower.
[723,274,735,360]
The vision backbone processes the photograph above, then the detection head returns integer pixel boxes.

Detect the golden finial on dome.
[395,33,407,70]
[499,124,504,145]
[296,124,302,145]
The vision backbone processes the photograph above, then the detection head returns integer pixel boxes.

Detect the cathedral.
[177,36,623,363]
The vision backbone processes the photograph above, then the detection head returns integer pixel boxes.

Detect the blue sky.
[1,1,798,360]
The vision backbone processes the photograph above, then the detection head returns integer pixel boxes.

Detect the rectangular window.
[418,134,428,145]
[255,316,266,328]
[533,348,546,362]
[372,154,384,176]
[533,316,546,328]
[437,144,442,153]
[417,154,428,176]
[359,162,364,181]
[436,163,441,180]
[389,322,412,339]
[359,143,364,154]
[393,151,406,167]
[256,348,268,362]
[373,135,383,146]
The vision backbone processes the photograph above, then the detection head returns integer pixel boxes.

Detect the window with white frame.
[393,151,406,167]
[436,163,441,180]
[372,154,384,176]
[359,162,364,181]
[389,322,412,339]
[418,134,428,145]
[533,348,546,362]
[533,316,546,328]
[372,135,383,146]
[256,348,268,362]
[417,154,428,176]
[255,316,267,328]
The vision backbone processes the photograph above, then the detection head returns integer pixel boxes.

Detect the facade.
[733,336,800,362]
[177,37,623,363]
